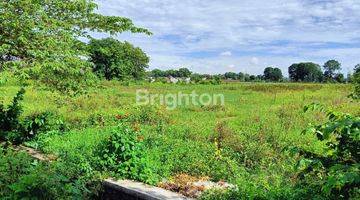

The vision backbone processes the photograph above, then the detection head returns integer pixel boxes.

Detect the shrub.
[351,66,360,99]
[0,147,101,199]
[22,111,67,136]
[0,88,25,143]
[290,103,360,199]
[0,88,64,144]
[95,123,157,184]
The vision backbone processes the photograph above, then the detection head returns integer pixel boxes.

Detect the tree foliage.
[323,60,341,81]
[89,38,149,80]
[224,72,238,80]
[149,68,192,78]
[0,0,150,93]
[352,64,360,99]
[288,62,323,82]
[263,67,283,82]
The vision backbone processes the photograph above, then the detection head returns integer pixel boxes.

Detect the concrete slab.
[103,179,192,200]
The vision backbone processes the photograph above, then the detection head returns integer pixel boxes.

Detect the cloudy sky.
[94,0,360,75]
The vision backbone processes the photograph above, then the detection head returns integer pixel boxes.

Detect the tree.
[178,68,192,77]
[323,60,341,81]
[89,38,149,80]
[249,75,256,81]
[263,67,283,82]
[0,0,150,93]
[190,73,202,83]
[288,62,323,82]
[150,69,166,78]
[334,73,345,83]
[224,72,237,80]
[352,64,360,99]
[165,69,178,77]
[238,72,245,82]
[355,64,360,74]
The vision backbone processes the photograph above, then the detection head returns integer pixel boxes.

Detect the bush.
[290,103,360,199]
[123,105,169,127]
[95,123,157,184]
[0,88,26,143]
[0,88,65,144]
[0,147,101,199]
[351,66,360,99]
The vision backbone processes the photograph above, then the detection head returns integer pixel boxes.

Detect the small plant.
[290,103,360,199]
[96,123,157,184]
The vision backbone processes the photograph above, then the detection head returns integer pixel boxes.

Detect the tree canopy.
[149,68,192,78]
[323,60,341,81]
[0,0,150,93]
[288,62,323,82]
[224,72,238,80]
[263,67,283,82]
[88,38,149,81]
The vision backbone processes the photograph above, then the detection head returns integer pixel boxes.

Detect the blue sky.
[95,0,360,75]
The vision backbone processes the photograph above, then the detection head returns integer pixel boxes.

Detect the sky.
[94,0,360,75]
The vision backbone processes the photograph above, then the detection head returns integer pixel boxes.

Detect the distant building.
[167,76,179,83]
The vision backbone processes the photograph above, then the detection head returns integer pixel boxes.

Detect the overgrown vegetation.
[0,0,359,199]
[1,81,357,199]
[0,147,101,199]
[95,123,157,184]
[291,104,359,199]
[0,88,64,144]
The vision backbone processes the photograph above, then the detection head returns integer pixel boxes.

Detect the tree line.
[148,60,358,83]
[0,0,359,95]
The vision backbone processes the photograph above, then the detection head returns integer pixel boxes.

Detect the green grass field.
[1,81,358,198]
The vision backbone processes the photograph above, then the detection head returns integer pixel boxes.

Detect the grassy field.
[1,81,358,198]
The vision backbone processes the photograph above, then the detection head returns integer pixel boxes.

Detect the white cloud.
[220,51,232,56]
[94,0,360,75]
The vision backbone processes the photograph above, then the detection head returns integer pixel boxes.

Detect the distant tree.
[238,72,245,81]
[89,38,149,80]
[288,62,323,82]
[203,74,212,79]
[165,69,178,77]
[347,73,353,83]
[249,75,256,81]
[244,73,251,82]
[150,69,166,78]
[190,73,202,83]
[263,67,283,82]
[211,75,222,84]
[256,75,264,81]
[352,64,360,99]
[224,72,238,80]
[334,73,345,83]
[323,60,341,81]
[178,68,192,77]
[355,64,360,74]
